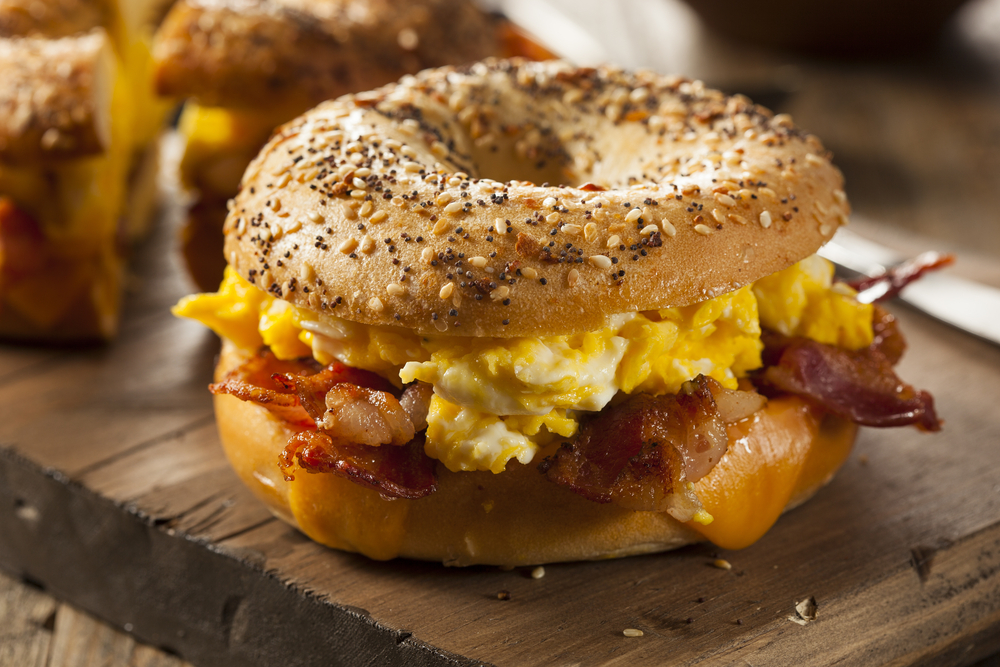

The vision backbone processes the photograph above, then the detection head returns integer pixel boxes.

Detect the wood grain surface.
[3,1,1000,665]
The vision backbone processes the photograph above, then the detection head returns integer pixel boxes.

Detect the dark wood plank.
[0,571,57,667]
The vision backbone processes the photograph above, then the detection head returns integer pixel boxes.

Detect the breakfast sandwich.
[174,59,940,566]
[0,0,173,341]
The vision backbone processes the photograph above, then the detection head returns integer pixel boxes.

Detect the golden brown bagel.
[224,59,850,338]
[153,0,506,111]
[0,30,114,163]
[214,340,857,566]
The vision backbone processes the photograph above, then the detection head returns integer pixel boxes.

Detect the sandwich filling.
[177,253,873,478]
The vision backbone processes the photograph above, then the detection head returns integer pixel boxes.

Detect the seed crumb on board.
[788,596,818,625]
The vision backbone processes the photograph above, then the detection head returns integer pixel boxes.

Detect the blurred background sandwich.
[0,0,173,341]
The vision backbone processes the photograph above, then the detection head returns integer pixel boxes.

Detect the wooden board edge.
[0,446,490,667]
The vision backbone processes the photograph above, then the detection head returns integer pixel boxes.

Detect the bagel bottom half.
[214,341,858,566]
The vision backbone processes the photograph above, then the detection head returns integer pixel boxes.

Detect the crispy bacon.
[209,350,321,427]
[539,376,731,515]
[277,361,393,418]
[757,328,941,431]
[847,251,955,303]
[279,364,412,447]
[280,431,436,499]
[400,382,433,432]
[0,197,46,281]
[320,384,414,447]
[215,351,438,498]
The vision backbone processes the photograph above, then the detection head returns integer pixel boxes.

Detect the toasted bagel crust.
[214,341,857,566]
[223,59,850,338]
[153,0,503,110]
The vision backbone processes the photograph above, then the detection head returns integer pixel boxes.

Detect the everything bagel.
[177,59,939,565]
[225,59,849,338]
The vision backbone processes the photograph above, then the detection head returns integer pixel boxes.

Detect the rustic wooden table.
[3,1,1000,665]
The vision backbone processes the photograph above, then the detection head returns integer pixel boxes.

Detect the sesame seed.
[623,629,644,638]
[421,247,434,263]
[386,283,406,297]
[805,153,825,166]
[286,218,302,233]
[470,256,487,268]
[546,212,560,224]
[352,177,367,190]
[370,210,388,224]
[271,198,282,212]
[760,187,777,199]
[435,193,453,206]
[759,211,772,228]
[562,223,582,236]
[338,237,359,254]
[661,221,676,237]
[368,297,384,312]
[521,267,538,279]
[236,218,246,234]
[625,208,642,223]
[563,88,583,104]
[444,202,464,215]
[531,566,546,579]
[694,224,713,235]
[277,172,291,188]
[308,210,323,223]
[589,255,612,270]
[439,282,454,299]
[433,219,450,235]
[584,222,597,242]
[711,208,725,224]
[491,285,510,300]
[360,236,376,254]
[728,213,748,225]
[353,167,371,177]
[715,193,736,207]
[567,268,580,287]
[403,161,422,173]
[543,197,557,208]
[713,559,733,570]
[350,190,367,199]
[606,235,621,248]
[300,262,316,281]
[639,224,658,236]
[360,201,374,217]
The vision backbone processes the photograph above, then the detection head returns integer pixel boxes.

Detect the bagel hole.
[467,127,576,187]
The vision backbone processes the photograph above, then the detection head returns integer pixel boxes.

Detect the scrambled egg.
[174,256,872,473]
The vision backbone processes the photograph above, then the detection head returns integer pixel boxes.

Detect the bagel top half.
[223,59,849,338]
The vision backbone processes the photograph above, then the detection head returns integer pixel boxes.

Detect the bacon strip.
[847,251,955,303]
[400,381,433,432]
[209,350,320,427]
[757,328,941,431]
[280,431,436,499]
[0,197,46,281]
[539,376,731,513]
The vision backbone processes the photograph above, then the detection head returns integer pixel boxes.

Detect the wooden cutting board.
[1,203,999,666]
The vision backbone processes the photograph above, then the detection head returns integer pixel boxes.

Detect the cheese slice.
[690,397,857,550]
